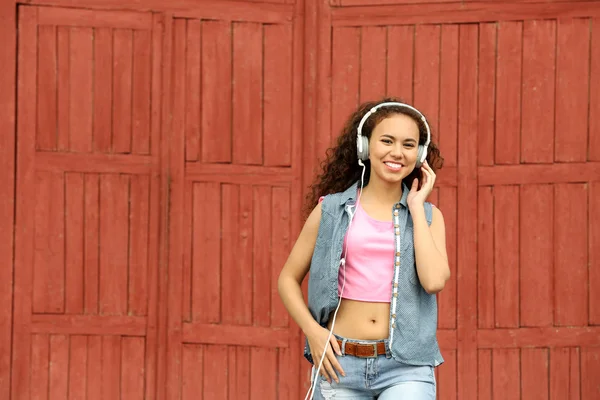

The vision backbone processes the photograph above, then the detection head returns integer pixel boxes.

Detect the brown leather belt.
[337,339,386,358]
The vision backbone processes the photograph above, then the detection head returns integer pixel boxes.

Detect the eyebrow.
[382,134,417,143]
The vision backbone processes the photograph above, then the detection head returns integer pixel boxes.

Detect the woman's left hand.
[407,160,436,210]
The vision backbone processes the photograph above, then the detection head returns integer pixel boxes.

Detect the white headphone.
[356,102,431,168]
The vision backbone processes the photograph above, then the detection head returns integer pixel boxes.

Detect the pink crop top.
[338,203,395,302]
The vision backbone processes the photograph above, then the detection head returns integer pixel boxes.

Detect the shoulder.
[429,203,445,227]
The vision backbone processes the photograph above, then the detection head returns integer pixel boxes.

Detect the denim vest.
[305,182,444,367]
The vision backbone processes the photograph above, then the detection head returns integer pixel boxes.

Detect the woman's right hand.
[306,325,345,383]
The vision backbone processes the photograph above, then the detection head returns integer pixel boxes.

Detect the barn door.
[163,6,304,400]
[13,6,162,399]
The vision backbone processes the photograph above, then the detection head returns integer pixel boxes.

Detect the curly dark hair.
[304,97,444,217]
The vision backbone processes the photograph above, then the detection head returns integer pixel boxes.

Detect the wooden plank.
[437,188,456,330]
[182,323,289,348]
[439,24,458,167]
[330,26,359,148]
[554,184,588,326]
[36,152,156,174]
[271,187,291,328]
[493,186,519,328]
[33,171,65,314]
[478,350,492,400]
[69,26,94,153]
[519,184,553,326]
[232,22,263,165]
[477,187,494,329]
[386,25,414,102]
[184,19,201,162]
[478,327,600,348]
[131,29,152,155]
[57,26,70,150]
[555,18,590,162]
[84,174,100,314]
[68,336,87,398]
[521,348,549,400]
[359,26,386,102]
[551,347,581,399]
[37,25,58,151]
[590,18,600,161]
[495,21,522,165]
[93,27,112,153]
[31,315,146,336]
[38,7,152,29]
[65,173,85,314]
[201,20,232,163]
[413,24,440,134]
[86,336,102,400]
[182,345,203,400]
[31,334,50,400]
[253,186,272,327]
[492,349,520,399]
[186,162,294,185]
[182,180,192,322]
[203,345,228,399]
[192,182,221,323]
[229,347,250,399]
[99,174,129,315]
[250,348,277,399]
[581,347,600,399]
[569,348,581,399]
[101,336,121,400]
[263,23,293,167]
[121,336,145,400]
[48,335,69,400]
[591,182,600,325]
[113,29,133,154]
[478,162,600,186]
[477,23,496,166]
[521,20,555,163]
[437,350,456,400]
[129,175,150,316]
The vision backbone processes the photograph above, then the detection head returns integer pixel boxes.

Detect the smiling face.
[367,113,420,186]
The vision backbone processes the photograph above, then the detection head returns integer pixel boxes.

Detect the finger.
[318,358,331,382]
[323,357,338,383]
[411,178,419,191]
[329,352,346,377]
[329,336,342,356]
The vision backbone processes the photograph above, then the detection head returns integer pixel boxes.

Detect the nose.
[389,143,404,159]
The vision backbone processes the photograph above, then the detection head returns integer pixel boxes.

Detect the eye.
[381,138,393,144]
[404,143,416,148]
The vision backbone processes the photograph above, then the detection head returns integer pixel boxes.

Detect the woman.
[278,98,449,399]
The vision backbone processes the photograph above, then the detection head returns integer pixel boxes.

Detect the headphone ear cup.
[357,136,369,161]
[415,145,426,168]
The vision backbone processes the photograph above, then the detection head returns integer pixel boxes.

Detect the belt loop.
[384,339,392,358]
[341,338,347,356]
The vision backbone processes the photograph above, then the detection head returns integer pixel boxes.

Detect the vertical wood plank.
[359,26,386,102]
[86,336,102,400]
[69,27,93,153]
[271,186,290,328]
[590,181,600,324]
[521,20,555,163]
[493,186,519,327]
[31,334,50,400]
[386,25,414,102]
[554,183,588,326]
[33,171,65,314]
[437,188,456,330]
[113,29,133,154]
[203,345,228,399]
[477,350,492,400]
[185,19,201,162]
[478,23,496,166]
[520,184,553,326]
[581,347,600,399]
[129,174,150,316]
[521,348,549,400]
[253,186,272,327]
[84,174,100,314]
[569,348,581,399]
[99,174,129,315]
[57,26,70,151]
[495,21,522,165]
[437,350,456,400]
[65,173,84,314]
[121,336,145,400]
[201,20,232,163]
[250,348,277,399]
[182,181,192,322]
[101,336,121,400]
[439,25,458,167]
[263,24,293,167]
[590,18,600,161]
[550,347,571,400]
[478,187,494,328]
[229,347,250,400]
[93,27,113,153]
[555,18,590,162]
[132,29,152,155]
[48,335,69,400]
[68,335,87,399]
[37,25,57,151]
[182,345,203,400]
[232,22,263,165]
[331,27,359,148]
[413,24,440,134]
[492,349,520,399]
[192,182,221,323]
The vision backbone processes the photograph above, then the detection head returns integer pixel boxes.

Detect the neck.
[360,175,403,206]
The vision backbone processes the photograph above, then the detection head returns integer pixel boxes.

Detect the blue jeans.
[313,336,436,399]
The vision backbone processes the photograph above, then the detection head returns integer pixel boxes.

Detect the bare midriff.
[326,299,390,340]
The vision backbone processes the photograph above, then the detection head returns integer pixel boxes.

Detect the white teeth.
[385,162,403,168]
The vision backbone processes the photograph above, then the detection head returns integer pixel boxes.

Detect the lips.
[384,161,403,171]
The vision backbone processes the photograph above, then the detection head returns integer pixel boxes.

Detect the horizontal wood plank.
[332,1,600,26]
[478,327,600,348]
[31,315,146,336]
[478,162,600,186]
[36,152,158,174]
[38,7,152,29]
[185,163,295,185]
[182,323,289,348]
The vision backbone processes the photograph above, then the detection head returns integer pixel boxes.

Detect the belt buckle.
[357,343,378,358]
